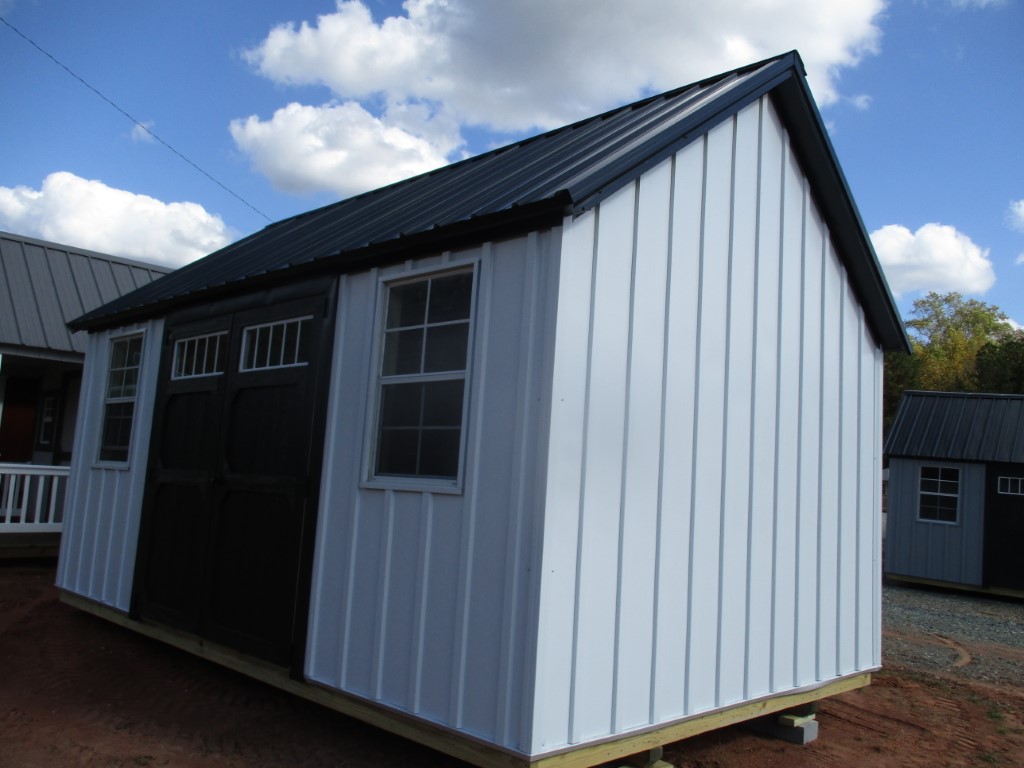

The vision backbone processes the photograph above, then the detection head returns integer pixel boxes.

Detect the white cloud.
[235,0,885,196]
[246,0,884,130]
[229,101,450,197]
[1016,253,1024,265]
[0,172,234,268]
[871,223,995,297]
[1009,199,1024,232]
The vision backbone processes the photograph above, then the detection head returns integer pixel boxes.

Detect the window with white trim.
[373,269,474,481]
[99,334,143,462]
[240,316,311,371]
[998,476,1024,495]
[918,465,959,523]
[172,331,227,379]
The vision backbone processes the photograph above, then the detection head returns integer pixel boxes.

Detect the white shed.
[57,51,908,767]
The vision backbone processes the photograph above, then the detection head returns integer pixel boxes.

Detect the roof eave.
[68,194,570,333]
[768,73,910,354]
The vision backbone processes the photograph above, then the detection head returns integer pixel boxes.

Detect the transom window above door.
[172,331,227,379]
[240,316,312,371]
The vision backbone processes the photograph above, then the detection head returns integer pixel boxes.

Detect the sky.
[1,0,1022,327]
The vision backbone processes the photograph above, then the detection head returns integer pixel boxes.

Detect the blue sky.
[1,0,1022,325]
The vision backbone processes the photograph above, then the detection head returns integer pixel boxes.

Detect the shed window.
[918,466,959,523]
[240,317,311,371]
[173,332,227,379]
[373,269,474,482]
[99,334,143,463]
[998,476,1024,496]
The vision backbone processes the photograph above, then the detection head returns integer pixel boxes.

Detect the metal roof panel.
[885,391,1024,464]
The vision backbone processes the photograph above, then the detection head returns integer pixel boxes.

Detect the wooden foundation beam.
[60,590,871,768]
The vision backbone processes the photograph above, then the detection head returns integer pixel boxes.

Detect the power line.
[0,14,273,223]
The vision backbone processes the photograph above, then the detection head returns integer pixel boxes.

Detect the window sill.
[360,477,464,496]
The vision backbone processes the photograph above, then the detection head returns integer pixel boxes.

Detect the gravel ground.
[882,582,1024,687]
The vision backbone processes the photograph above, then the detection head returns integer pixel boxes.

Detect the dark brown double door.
[133,279,336,669]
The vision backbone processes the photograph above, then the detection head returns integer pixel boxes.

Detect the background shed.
[0,231,168,554]
[885,390,1024,594]
[57,52,907,767]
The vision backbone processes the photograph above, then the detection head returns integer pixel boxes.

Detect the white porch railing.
[0,463,70,533]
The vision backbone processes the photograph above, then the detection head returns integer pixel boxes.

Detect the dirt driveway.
[2,561,1022,768]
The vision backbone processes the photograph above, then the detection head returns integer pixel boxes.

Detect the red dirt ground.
[2,561,1023,768]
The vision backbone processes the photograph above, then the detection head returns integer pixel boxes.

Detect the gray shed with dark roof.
[59,52,907,767]
[885,390,1024,593]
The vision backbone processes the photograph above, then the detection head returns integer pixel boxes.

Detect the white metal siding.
[56,320,163,609]
[884,458,985,586]
[306,231,561,752]
[532,96,884,752]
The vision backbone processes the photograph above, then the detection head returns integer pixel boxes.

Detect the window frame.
[96,331,146,466]
[362,262,478,494]
[917,464,960,525]
[171,330,228,380]
[239,315,313,372]
[997,476,1024,496]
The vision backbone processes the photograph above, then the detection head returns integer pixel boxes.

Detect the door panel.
[133,281,335,668]
[984,462,1024,590]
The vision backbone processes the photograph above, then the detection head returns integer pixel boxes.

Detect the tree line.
[884,291,1024,431]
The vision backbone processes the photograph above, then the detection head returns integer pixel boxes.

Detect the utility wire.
[0,14,273,223]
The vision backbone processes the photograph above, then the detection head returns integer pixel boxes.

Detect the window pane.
[424,324,469,373]
[419,428,461,477]
[920,479,939,494]
[377,428,419,475]
[428,272,473,323]
[940,468,959,483]
[269,323,284,367]
[380,383,423,428]
[422,380,464,427]
[110,339,129,369]
[387,281,428,329]
[100,402,134,462]
[920,467,939,480]
[382,329,424,375]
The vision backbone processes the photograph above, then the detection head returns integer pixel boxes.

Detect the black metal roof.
[885,391,1024,464]
[0,230,170,358]
[69,51,908,352]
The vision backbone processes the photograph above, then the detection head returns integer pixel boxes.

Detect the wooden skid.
[886,573,1024,601]
[60,590,871,768]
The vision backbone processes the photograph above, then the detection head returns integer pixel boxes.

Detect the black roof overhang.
[768,73,910,354]
[68,194,570,332]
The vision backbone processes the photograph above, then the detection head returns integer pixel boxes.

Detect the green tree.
[904,291,1015,391]
[975,336,1024,393]
[883,292,1017,432]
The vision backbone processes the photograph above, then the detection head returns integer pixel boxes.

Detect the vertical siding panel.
[571,180,635,742]
[771,140,803,690]
[451,243,495,729]
[837,278,861,673]
[795,186,823,687]
[856,323,879,668]
[615,160,671,731]
[873,347,884,666]
[816,240,842,680]
[533,216,596,750]
[745,97,782,700]
[307,274,356,681]
[416,496,462,721]
[686,118,732,715]
[719,107,757,707]
[651,140,703,722]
